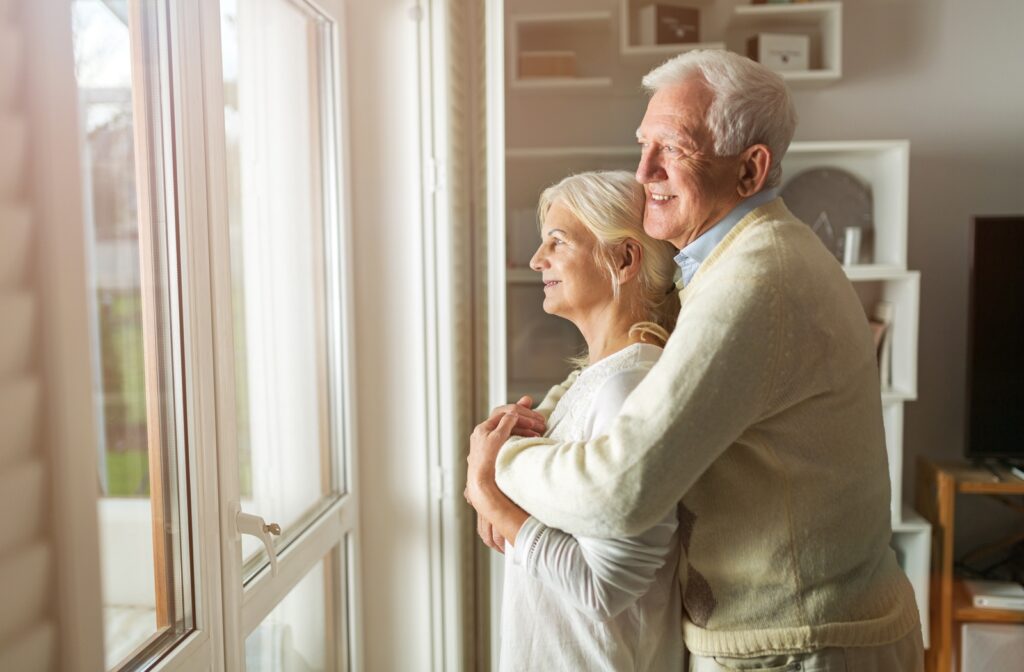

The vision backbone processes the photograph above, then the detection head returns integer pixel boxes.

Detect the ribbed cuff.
[511,516,545,568]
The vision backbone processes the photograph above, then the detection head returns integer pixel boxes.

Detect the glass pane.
[221,0,341,576]
[72,0,194,668]
[245,555,333,671]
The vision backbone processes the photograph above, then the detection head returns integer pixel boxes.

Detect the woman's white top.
[500,343,683,672]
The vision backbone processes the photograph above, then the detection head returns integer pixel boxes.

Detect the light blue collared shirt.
[674,188,779,286]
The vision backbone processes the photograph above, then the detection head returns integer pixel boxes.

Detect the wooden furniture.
[916,458,1024,672]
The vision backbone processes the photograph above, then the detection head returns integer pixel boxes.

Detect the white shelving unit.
[893,506,932,648]
[509,11,614,90]
[783,140,920,519]
[731,1,842,85]
[618,0,725,58]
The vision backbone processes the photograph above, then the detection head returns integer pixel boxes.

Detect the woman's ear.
[616,240,643,284]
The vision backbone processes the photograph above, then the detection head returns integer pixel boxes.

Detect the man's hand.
[487,396,546,438]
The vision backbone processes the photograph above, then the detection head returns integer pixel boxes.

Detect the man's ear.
[737,144,772,198]
[617,239,643,284]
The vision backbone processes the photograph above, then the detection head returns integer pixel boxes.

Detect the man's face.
[635,78,743,249]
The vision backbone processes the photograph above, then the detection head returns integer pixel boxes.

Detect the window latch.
[236,510,282,577]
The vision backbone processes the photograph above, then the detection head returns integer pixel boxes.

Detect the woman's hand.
[467,411,518,496]
[466,412,530,553]
[487,395,546,438]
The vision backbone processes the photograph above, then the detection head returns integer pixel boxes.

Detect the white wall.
[790,0,1024,549]
[346,1,435,669]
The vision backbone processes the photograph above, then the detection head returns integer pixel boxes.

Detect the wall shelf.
[509,11,615,90]
[619,0,721,58]
[731,1,842,86]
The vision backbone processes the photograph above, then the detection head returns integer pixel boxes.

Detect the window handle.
[236,510,282,577]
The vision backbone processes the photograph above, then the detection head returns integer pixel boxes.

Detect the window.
[72,0,359,669]
[72,0,195,668]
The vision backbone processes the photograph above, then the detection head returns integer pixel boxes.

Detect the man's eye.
[664,145,681,156]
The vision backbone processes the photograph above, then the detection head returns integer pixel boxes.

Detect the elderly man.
[467,49,923,671]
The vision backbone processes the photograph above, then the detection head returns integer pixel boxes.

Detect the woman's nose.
[529,246,547,272]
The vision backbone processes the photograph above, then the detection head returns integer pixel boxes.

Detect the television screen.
[965,216,1024,459]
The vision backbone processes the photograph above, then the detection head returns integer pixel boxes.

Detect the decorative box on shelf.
[747,32,810,72]
[637,4,701,45]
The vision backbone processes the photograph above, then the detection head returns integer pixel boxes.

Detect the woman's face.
[529,202,614,324]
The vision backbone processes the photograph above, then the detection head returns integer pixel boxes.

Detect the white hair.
[642,49,797,188]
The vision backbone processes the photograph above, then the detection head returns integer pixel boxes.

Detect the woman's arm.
[468,413,679,620]
[511,510,677,620]
[466,413,530,545]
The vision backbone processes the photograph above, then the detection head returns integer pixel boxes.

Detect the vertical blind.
[0,1,57,669]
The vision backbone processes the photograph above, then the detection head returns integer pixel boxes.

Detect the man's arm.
[495,266,780,538]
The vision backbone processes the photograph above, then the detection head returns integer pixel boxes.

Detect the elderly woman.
[465,170,683,671]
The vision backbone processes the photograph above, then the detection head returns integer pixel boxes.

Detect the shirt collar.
[674,187,779,282]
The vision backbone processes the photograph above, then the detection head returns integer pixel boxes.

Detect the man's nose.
[636,148,664,184]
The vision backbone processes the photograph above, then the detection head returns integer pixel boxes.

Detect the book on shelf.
[870,301,893,390]
[963,579,1024,611]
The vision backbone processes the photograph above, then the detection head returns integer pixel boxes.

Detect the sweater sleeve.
[533,370,578,421]
[510,509,678,621]
[495,250,780,538]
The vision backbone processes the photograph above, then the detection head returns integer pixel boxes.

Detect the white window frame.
[43,0,363,669]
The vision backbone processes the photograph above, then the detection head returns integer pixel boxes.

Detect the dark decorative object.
[781,167,874,263]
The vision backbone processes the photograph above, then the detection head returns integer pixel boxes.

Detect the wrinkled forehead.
[636,78,715,144]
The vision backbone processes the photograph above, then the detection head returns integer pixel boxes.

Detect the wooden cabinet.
[915,459,1024,672]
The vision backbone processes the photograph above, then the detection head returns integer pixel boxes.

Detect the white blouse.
[500,343,684,672]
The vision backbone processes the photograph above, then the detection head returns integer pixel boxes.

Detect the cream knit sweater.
[495,198,920,657]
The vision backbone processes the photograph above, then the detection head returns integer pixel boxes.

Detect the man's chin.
[642,215,684,244]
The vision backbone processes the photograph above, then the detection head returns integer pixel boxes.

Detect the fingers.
[490,401,546,428]
[492,412,517,438]
[477,514,503,554]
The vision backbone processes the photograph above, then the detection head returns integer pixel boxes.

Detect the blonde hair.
[537,170,680,350]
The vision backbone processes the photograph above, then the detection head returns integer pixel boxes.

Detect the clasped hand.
[465,396,546,553]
